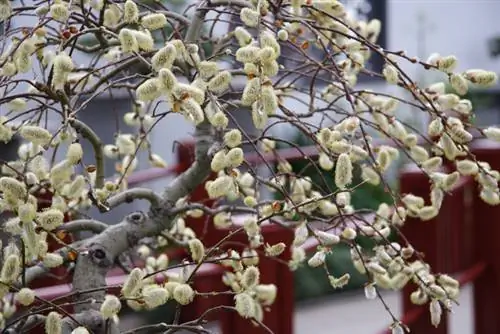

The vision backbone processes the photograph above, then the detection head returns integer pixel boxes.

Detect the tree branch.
[56,219,108,234]
[105,188,162,209]
[68,122,214,318]
[68,118,105,189]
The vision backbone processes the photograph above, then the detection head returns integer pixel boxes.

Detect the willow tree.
[0,0,498,333]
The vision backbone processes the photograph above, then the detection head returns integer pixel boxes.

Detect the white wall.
[387,0,500,80]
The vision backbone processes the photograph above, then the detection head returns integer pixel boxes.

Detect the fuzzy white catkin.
[119,29,139,53]
[456,159,478,176]
[173,284,195,305]
[71,327,90,334]
[152,44,177,71]
[20,125,52,146]
[226,147,244,168]
[277,29,288,41]
[142,286,170,309]
[66,142,83,164]
[241,266,260,289]
[16,288,35,306]
[50,3,69,21]
[484,127,500,142]
[122,268,144,298]
[234,27,253,46]
[211,150,227,172]
[236,45,260,63]
[382,64,398,84]
[430,299,442,327]
[17,202,37,223]
[188,238,205,263]
[123,0,139,23]
[224,129,242,148]
[450,73,468,96]
[265,243,286,256]
[1,254,20,283]
[316,230,340,246]
[100,294,121,319]
[181,98,205,125]
[43,253,64,268]
[149,154,168,168]
[38,209,64,231]
[0,176,27,200]
[134,30,155,51]
[318,153,334,171]
[208,71,232,94]
[141,13,167,30]
[207,175,234,198]
[307,251,326,268]
[240,8,259,27]
[464,69,498,87]
[45,312,62,334]
[235,292,255,318]
[335,153,352,189]
[136,78,162,101]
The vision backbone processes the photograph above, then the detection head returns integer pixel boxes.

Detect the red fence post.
[398,165,449,334]
[470,140,500,334]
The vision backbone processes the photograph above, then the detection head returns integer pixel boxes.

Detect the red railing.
[19,138,500,334]
[378,139,500,334]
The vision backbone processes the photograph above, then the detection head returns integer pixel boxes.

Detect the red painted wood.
[399,166,448,334]
[470,141,500,334]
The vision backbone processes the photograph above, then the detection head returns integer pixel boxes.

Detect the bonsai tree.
[0,0,498,333]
